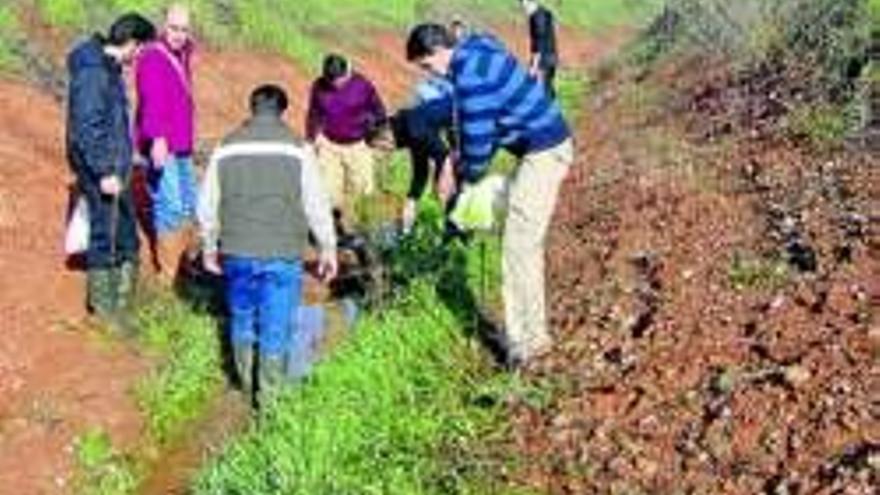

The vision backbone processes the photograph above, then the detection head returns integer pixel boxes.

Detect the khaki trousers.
[315,135,376,214]
[502,139,574,360]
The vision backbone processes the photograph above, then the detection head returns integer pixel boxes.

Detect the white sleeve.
[299,144,336,255]
[197,149,222,254]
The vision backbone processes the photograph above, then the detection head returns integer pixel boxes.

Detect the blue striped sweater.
[448,34,570,181]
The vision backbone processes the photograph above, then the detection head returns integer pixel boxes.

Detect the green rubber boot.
[233,343,255,401]
[87,268,116,318]
[110,260,139,337]
[256,354,286,410]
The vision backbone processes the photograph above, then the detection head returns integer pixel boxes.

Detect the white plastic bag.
[65,195,90,255]
[449,174,508,232]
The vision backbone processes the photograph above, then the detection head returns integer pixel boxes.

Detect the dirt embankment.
[510,52,879,494]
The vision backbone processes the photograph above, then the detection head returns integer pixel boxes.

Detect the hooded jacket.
[66,35,133,183]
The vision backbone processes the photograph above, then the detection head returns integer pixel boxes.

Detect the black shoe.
[502,351,525,372]
[474,312,515,369]
[442,220,472,246]
[337,233,367,251]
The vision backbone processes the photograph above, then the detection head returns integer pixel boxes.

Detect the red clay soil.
[507,54,880,494]
[195,49,312,144]
[0,81,147,495]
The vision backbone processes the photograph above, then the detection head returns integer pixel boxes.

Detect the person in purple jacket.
[305,54,386,234]
[135,4,197,286]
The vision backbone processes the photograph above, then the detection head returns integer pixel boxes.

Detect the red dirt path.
[0,81,146,495]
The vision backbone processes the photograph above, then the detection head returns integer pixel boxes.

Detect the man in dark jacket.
[365,98,453,232]
[521,0,558,98]
[66,13,156,334]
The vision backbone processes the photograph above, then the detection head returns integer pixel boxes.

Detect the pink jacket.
[135,38,195,155]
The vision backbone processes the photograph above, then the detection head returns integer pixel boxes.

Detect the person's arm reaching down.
[198,147,223,274]
[300,145,338,281]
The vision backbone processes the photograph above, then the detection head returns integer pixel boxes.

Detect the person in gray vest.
[198,84,338,407]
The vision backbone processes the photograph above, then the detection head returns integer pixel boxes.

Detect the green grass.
[30,0,661,70]
[135,292,224,444]
[727,252,791,292]
[536,0,663,31]
[67,290,223,495]
[787,102,858,150]
[194,282,512,495]
[0,4,20,72]
[72,428,140,495]
[36,0,87,27]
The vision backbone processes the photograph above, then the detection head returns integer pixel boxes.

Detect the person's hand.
[318,251,338,282]
[99,175,122,196]
[530,66,545,82]
[151,138,170,168]
[401,199,417,233]
[436,159,457,206]
[203,251,222,275]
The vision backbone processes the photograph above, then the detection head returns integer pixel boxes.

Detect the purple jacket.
[305,72,385,144]
[135,38,195,155]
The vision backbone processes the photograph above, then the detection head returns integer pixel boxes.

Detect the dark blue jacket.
[529,6,558,69]
[448,34,570,182]
[389,99,454,199]
[66,36,133,183]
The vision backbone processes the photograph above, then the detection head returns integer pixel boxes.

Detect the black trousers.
[80,177,140,269]
[543,65,557,100]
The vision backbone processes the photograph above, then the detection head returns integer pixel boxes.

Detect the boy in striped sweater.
[406,23,574,366]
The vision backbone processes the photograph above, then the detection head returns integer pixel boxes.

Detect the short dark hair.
[322,54,349,83]
[108,13,156,46]
[250,84,289,115]
[406,23,455,61]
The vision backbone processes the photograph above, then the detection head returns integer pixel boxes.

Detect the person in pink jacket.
[135,4,196,286]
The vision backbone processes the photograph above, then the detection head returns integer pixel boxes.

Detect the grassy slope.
[27,0,660,69]
[195,283,509,495]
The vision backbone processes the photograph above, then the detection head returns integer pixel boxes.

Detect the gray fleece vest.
[218,115,309,259]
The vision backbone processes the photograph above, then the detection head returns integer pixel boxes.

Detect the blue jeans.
[223,256,302,359]
[147,156,198,234]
